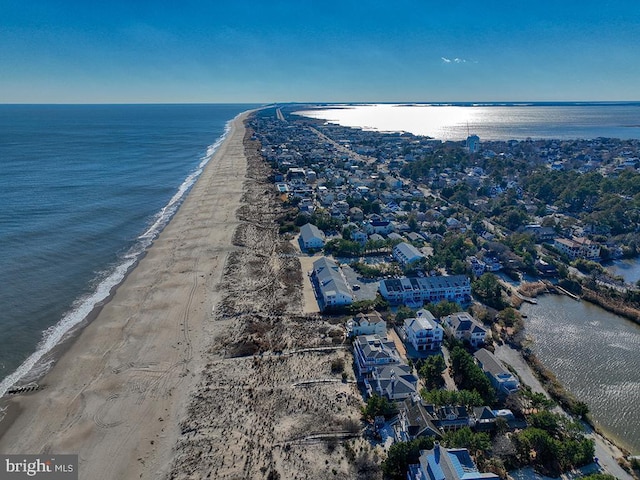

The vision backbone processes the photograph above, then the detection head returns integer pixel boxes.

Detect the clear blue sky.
[1,0,639,103]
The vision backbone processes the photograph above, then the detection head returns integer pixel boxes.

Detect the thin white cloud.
[442,56,477,64]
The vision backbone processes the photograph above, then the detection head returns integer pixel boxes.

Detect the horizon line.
[1,100,639,106]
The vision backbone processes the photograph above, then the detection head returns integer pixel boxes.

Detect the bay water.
[297,102,640,141]
[521,295,640,454]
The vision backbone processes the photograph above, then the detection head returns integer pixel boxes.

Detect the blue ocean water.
[0,104,256,394]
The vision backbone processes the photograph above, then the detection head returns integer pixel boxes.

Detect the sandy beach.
[0,112,250,477]
[0,111,368,480]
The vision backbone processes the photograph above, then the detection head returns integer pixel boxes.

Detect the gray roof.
[356,334,399,362]
[374,364,418,396]
[300,223,325,243]
[354,311,385,326]
[473,406,496,421]
[312,257,352,300]
[400,399,442,439]
[442,312,486,335]
[382,275,470,294]
[394,241,424,259]
[404,316,439,334]
[474,348,508,377]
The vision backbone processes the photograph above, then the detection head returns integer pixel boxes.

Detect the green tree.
[442,427,490,455]
[419,355,446,390]
[425,300,463,318]
[472,273,505,309]
[324,238,363,257]
[382,437,435,480]
[529,410,561,436]
[361,394,397,421]
[395,306,416,323]
[450,346,496,405]
[420,389,484,408]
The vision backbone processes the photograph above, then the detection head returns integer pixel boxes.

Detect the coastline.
[0,105,636,479]
[0,111,252,479]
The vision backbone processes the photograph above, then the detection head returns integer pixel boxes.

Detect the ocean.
[0,104,257,395]
[296,102,640,141]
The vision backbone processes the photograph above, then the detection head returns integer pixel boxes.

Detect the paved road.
[440,346,458,391]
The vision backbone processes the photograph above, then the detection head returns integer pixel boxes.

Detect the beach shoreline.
[0,111,252,479]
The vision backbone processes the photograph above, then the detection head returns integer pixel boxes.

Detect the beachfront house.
[441,312,488,348]
[473,348,520,397]
[367,363,418,401]
[395,399,442,442]
[299,223,325,251]
[346,311,387,337]
[353,334,402,378]
[310,257,353,311]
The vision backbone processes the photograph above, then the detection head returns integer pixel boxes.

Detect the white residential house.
[379,275,471,307]
[553,237,601,260]
[393,242,425,267]
[441,312,488,348]
[474,348,520,397]
[347,311,387,337]
[353,334,402,378]
[403,310,444,352]
[298,223,325,251]
[367,363,418,401]
[311,257,353,311]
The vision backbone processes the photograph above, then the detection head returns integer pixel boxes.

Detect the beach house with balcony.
[367,363,419,401]
[346,311,387,337]
[403,310,444,352]
[379,275,471,307]
[353,334,402,378]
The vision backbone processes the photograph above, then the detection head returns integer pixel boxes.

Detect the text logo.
[1,455,77,480]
